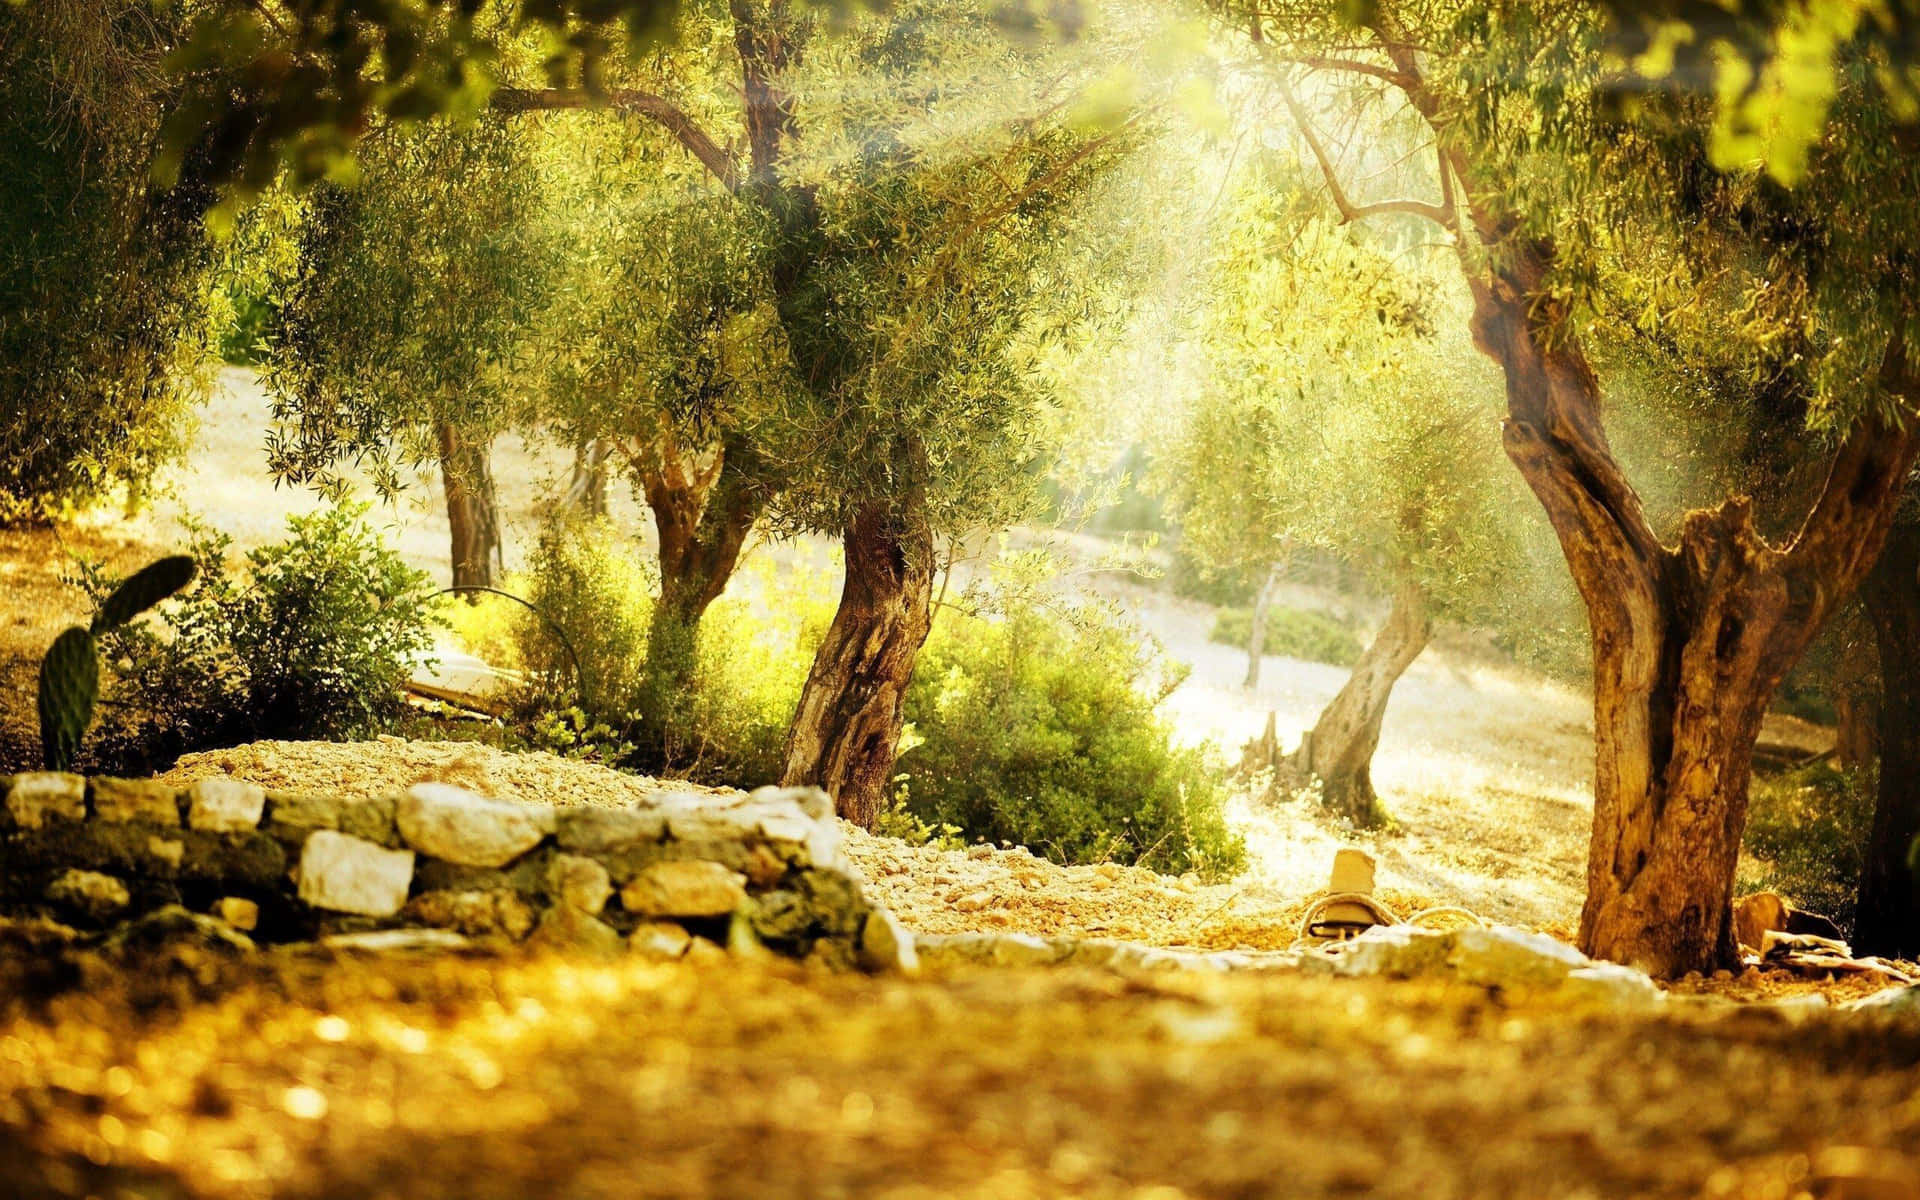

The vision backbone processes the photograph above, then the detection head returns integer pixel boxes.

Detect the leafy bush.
[499,517,832,785]
[897,578,1246,880]
[1739,763,1874,930]
[88,506,440,769]
[1210,605,1363,668]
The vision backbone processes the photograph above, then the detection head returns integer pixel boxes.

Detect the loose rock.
[45,869,131,920]
[297,830,414,918]
[6,773,85,829]
[215,897,260,932]
[547,854,613,915]
[621,860,748,918]
[397,783,548,868]
[188,778,266,832]
[92,779,180,825]
[630,921,694,960]
[858,907,919,974]
[528,903,624,957]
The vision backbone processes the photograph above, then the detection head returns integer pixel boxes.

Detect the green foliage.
[37,555,199,770]
[1209,606,1362,668]
[506,518,832,784]
[1740,763,1875,930]
[87,507,439,768]
[1165,547,1259,608]
[0,0,218,518]
[266,119,551,500]
[897,573,1245,879]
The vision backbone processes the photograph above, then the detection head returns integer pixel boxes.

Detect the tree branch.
[1784,340,1920,588]
[1274,79,1456,231]
[491,88,738,191]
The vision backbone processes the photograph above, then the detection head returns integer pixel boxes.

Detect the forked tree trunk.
[437,421,500,590]
[635,437,765,718]
[1467,247,1920,977]
[1294,579,1429,827]
[1245,563,1280,689]
[780,499,935,827]
[1853,521,1920,957]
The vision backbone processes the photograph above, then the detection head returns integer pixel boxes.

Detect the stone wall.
[0,772,915,971]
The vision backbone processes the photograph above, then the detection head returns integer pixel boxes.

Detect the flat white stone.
[297,830,414,917]
[188,777,267,832]
[6,773,85,829]
[396,783,546,867]
[324,929,470,953]
[858,907,919,974]
[749,785,835,821]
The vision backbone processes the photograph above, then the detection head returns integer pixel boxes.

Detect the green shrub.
[500,517,832,786]
[1209,605,1363,668]
[87,506,440,769]
[1739,763,1874,930]
[898,581,1246,880]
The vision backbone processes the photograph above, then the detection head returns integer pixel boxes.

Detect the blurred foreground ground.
[3,939,1919,1200]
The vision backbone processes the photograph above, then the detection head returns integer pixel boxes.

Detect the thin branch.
[491,88,739,191]
[1285,54,1415,88]
[1273,79,1456,231]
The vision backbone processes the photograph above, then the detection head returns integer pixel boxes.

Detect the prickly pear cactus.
[36,554,196,770]
[37,626,98,772]
[91,554,196,633]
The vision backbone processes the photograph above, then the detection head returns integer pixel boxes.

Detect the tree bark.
[562,439,612,517]
[436,421,500,590]
[634,436,766,716]
[1468,246,1920,977]
[1245,563,1280,689]
[1294,579,1430,827]
[1280,9,1920,976]
[1854,520,1920,957]
[780,498,935,827]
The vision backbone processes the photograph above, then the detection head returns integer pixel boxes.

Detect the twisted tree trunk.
[1294,579,1429,827]
[634,436,765,724]
[1469,248,1920,977]
[562,438,613,517]
[437,421,500,590]
[1853,521,1920,957]
[780,498,935,827]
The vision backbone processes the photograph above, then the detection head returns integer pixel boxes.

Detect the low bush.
[496,517,831,785]
[86,506,440,770]
[1739,763,1874,931]
[1209,605,1363,668]
[897,575,1246,880]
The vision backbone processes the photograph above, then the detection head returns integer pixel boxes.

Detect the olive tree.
[534,119,793,730]
[266,119,552,588]
[0,0,222,517]
[1156,185,1521,826]
[1234,0,1920,975]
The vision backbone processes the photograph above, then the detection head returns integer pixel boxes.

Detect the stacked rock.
[0,773,915,972]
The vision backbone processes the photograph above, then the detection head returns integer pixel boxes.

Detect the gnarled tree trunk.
[780,498,935,827]
[634,436,766,723]
[437,421,500,590]
[1294,578,1429,827]
[1469,248,1920,977]
[1245,563,1280,689]
[1854,521,1920,957]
